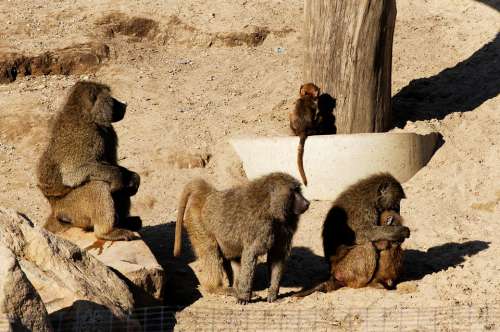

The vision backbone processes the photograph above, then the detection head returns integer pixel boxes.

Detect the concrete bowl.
[230,132,441,200]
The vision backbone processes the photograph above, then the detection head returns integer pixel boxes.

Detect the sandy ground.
[0,0,499,330]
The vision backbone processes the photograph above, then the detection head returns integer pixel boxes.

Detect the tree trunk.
[303,0,396,133]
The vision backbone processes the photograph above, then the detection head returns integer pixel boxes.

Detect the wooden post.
[303,0,396,133]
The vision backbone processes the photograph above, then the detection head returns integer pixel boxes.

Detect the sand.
[0,0,499,330]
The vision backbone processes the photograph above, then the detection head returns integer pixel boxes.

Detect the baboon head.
[68,81,127,126]
[299,82,320,98]
[376,176,406,213]
[268,173,310,221]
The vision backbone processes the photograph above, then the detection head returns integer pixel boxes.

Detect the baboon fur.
[289,82,320,186]
[37,81,141,240]
[371,210,405,289]
[174,172,310,304]
[294,173,409,297]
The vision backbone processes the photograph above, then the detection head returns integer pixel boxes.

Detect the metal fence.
[1,305,498,331]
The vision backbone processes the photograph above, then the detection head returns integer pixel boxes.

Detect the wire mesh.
[0,305,498,331]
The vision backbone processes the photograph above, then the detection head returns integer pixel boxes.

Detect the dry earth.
[0,0,499,331]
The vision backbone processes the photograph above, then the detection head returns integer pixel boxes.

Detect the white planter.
[230,132,441,201]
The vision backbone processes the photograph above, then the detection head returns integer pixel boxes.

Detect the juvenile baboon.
[37,81,141,240]
[371,210,405,289]
[173,172,310,304]
[289,83,320,186]
[294,173,410,297]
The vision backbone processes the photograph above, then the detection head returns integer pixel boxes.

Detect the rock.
[0,208,138,330]
[0,42,110,83]
[0,244,52,332]
[59,227,164,306]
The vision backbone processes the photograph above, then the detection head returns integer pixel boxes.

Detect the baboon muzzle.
[112,99,127,122]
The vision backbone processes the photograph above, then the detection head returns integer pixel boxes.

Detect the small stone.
[275,46,286,54]
[176,59,193,65]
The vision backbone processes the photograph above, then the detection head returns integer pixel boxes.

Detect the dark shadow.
[139,223,201,308]
[322,206,355,258]
[474,0,500,11]
[251,246,328,292]
[282,246,329,288]
[114,170,142,230]
[50,300,141,331]
[392,32,500,127]
[402,240,490,281]
[316,93,337,135]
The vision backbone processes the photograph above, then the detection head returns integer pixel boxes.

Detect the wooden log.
[303,0,397,133]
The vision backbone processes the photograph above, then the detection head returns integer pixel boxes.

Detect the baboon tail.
[293,281,327,297]
[173,184,192,257]
[297,135,308,186]
[293,278,341,298]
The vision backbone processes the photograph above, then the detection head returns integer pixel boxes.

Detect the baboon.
[294,173,410,297]
[173,172,310,304]
[371,210,405,289]
[289,83,320,186]
[37,81,141,240]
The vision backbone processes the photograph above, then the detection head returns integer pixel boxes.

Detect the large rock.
[0,244,52,332]
[0,208,138,330]
[59,228,164,306]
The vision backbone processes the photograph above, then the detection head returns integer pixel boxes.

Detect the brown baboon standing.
[289,83,320,186]
[37,81,141,240]
[174,172,310,304]
[294,173,410,297]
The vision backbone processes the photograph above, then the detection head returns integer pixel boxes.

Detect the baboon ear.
[269,186,291,221]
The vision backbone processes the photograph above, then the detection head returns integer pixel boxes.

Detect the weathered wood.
[304,0,396,133]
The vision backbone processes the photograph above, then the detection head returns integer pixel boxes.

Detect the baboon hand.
[125,171,140,195]
[399,226,410,239]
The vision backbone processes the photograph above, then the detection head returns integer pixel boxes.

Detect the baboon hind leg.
[43,210,71,233]
[186,221,227,294]
[334,243,377,288]
[86,182,138,241]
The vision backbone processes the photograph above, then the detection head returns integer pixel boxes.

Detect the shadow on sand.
[402,240,490,281]
[392,3,499,128]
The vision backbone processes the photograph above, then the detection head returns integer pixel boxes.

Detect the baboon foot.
[43,215,72,234]
[96,228,140,241]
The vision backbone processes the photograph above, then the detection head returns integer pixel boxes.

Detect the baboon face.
[91,90,127,126]
[292,191,310,215]
[271,186,310,221]
[299,83,320,98]
[69,81,127,126]
[376,181,405,212]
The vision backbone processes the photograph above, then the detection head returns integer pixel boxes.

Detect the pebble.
[176,59,193,65]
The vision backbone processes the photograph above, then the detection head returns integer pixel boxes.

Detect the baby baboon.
[174,172,310,304]
[289,83,320,186]
[37,81,141,240]
[294,173,410,297]
[371,210,405,289]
